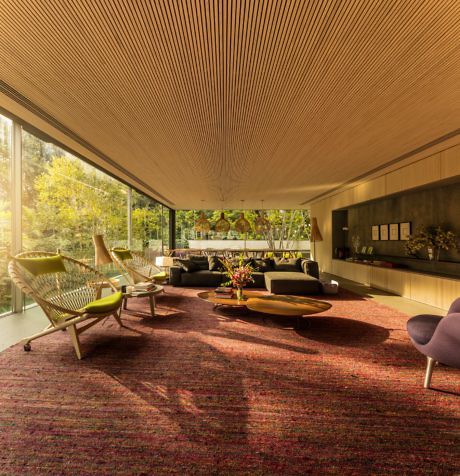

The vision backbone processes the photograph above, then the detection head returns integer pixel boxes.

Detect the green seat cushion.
[153,271,167,281]
[15,255,66,276]
[111,248,133,261]
[84,291,123,314]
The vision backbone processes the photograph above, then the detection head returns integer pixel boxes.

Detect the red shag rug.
[0,287,459,475]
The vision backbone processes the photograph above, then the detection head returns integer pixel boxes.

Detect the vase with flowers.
[220,257,254,300]
[405,225,457,261]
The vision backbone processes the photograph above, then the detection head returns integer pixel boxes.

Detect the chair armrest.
[169,266,182,286]
[301,259,319,279]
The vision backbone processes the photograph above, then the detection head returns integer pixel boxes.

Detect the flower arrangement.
[405,225,457,260]
[220,257,254,300]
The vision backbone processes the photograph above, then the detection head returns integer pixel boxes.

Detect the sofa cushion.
[247,271,266,288]
[264,271,321,295]
[301,259,320,279]
[273,257,302,272]
[208,255,225,271]
[181,270,223,287]
[176,259,200,273]
[253,258,273,273]
[189,255,209,270]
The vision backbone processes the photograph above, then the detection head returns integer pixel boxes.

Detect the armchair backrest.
[110,248,161,284]
[9,251,116,324]
[447,297,460,315]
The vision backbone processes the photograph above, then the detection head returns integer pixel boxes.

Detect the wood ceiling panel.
[0,0,459,209]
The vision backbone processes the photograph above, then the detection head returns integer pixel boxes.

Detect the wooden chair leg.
[149,295,156,316]
[113,311,123,327]
[424,356,436,389]
[67,325,83,360]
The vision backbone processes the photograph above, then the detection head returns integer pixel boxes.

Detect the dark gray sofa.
[170,255,321,295]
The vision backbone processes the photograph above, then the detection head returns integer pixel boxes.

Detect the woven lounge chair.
[8,251,123,359]
[110,248,167,285]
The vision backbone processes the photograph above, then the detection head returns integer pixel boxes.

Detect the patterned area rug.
[0,287,459,475]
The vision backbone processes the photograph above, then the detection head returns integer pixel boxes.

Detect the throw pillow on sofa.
[176,259,200,273]
[273,257,302,272]
[208,255,225,271]
[253,258,273,272]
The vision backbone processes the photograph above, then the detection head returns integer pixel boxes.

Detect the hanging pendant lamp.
[215,212,230,232]
[235,212,251,233]
[255,200,271,234]
[194,211,211,233]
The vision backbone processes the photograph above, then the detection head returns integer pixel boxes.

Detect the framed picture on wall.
[380,224,389,241]
[371,225,379,240]
[400,222,411,240]
[389,223,399,240]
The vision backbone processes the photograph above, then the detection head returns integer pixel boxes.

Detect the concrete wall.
[346,181,460,261]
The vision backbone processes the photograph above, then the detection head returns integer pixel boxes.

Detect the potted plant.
[220,257,254,300]
[405,226,457,260]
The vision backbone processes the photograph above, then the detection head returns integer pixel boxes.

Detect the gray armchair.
[407,298,460,388]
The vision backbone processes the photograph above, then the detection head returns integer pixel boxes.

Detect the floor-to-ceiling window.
[0,114,12,314]
[22,130,129,260]
[0,113,171,316]
[131,190,167,259]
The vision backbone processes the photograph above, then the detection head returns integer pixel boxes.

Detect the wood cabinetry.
[332,260,459,310]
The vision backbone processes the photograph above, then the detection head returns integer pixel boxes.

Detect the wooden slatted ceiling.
[0,0,459,209]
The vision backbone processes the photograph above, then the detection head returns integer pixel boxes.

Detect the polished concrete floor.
[0,274,447,353]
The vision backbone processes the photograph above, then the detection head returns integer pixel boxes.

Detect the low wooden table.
[122,285,164,316]
[246,295,331,316]
[197,290,266,308]
[198,291,331,322]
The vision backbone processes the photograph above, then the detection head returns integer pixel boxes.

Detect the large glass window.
[0,114,12,313]
[175,209,310,250]
[0,117,170,315]
[131,190,166,259]
[22,130,128,261]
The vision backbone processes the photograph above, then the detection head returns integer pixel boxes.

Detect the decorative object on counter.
[220,257,254,300]
[361,246,367,254]
[380,224,389,241]
[399,222,411,240]
[371,225,379,240]
[351,235,361,258]
[405,225,457,261]
[389,223,399,240]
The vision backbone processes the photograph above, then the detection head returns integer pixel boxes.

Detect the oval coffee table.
[246,294,331,316]
[197,290,266,308]
[246,294,331,328]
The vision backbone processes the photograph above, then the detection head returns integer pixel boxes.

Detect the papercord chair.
[110,248,167,285]
[8,251,123,360]
[407,297,460,388]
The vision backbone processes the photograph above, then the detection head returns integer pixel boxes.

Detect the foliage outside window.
[175,209,310,250]
[0,115,12,313]
[22,131,128,262]
[131,190,168,259]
